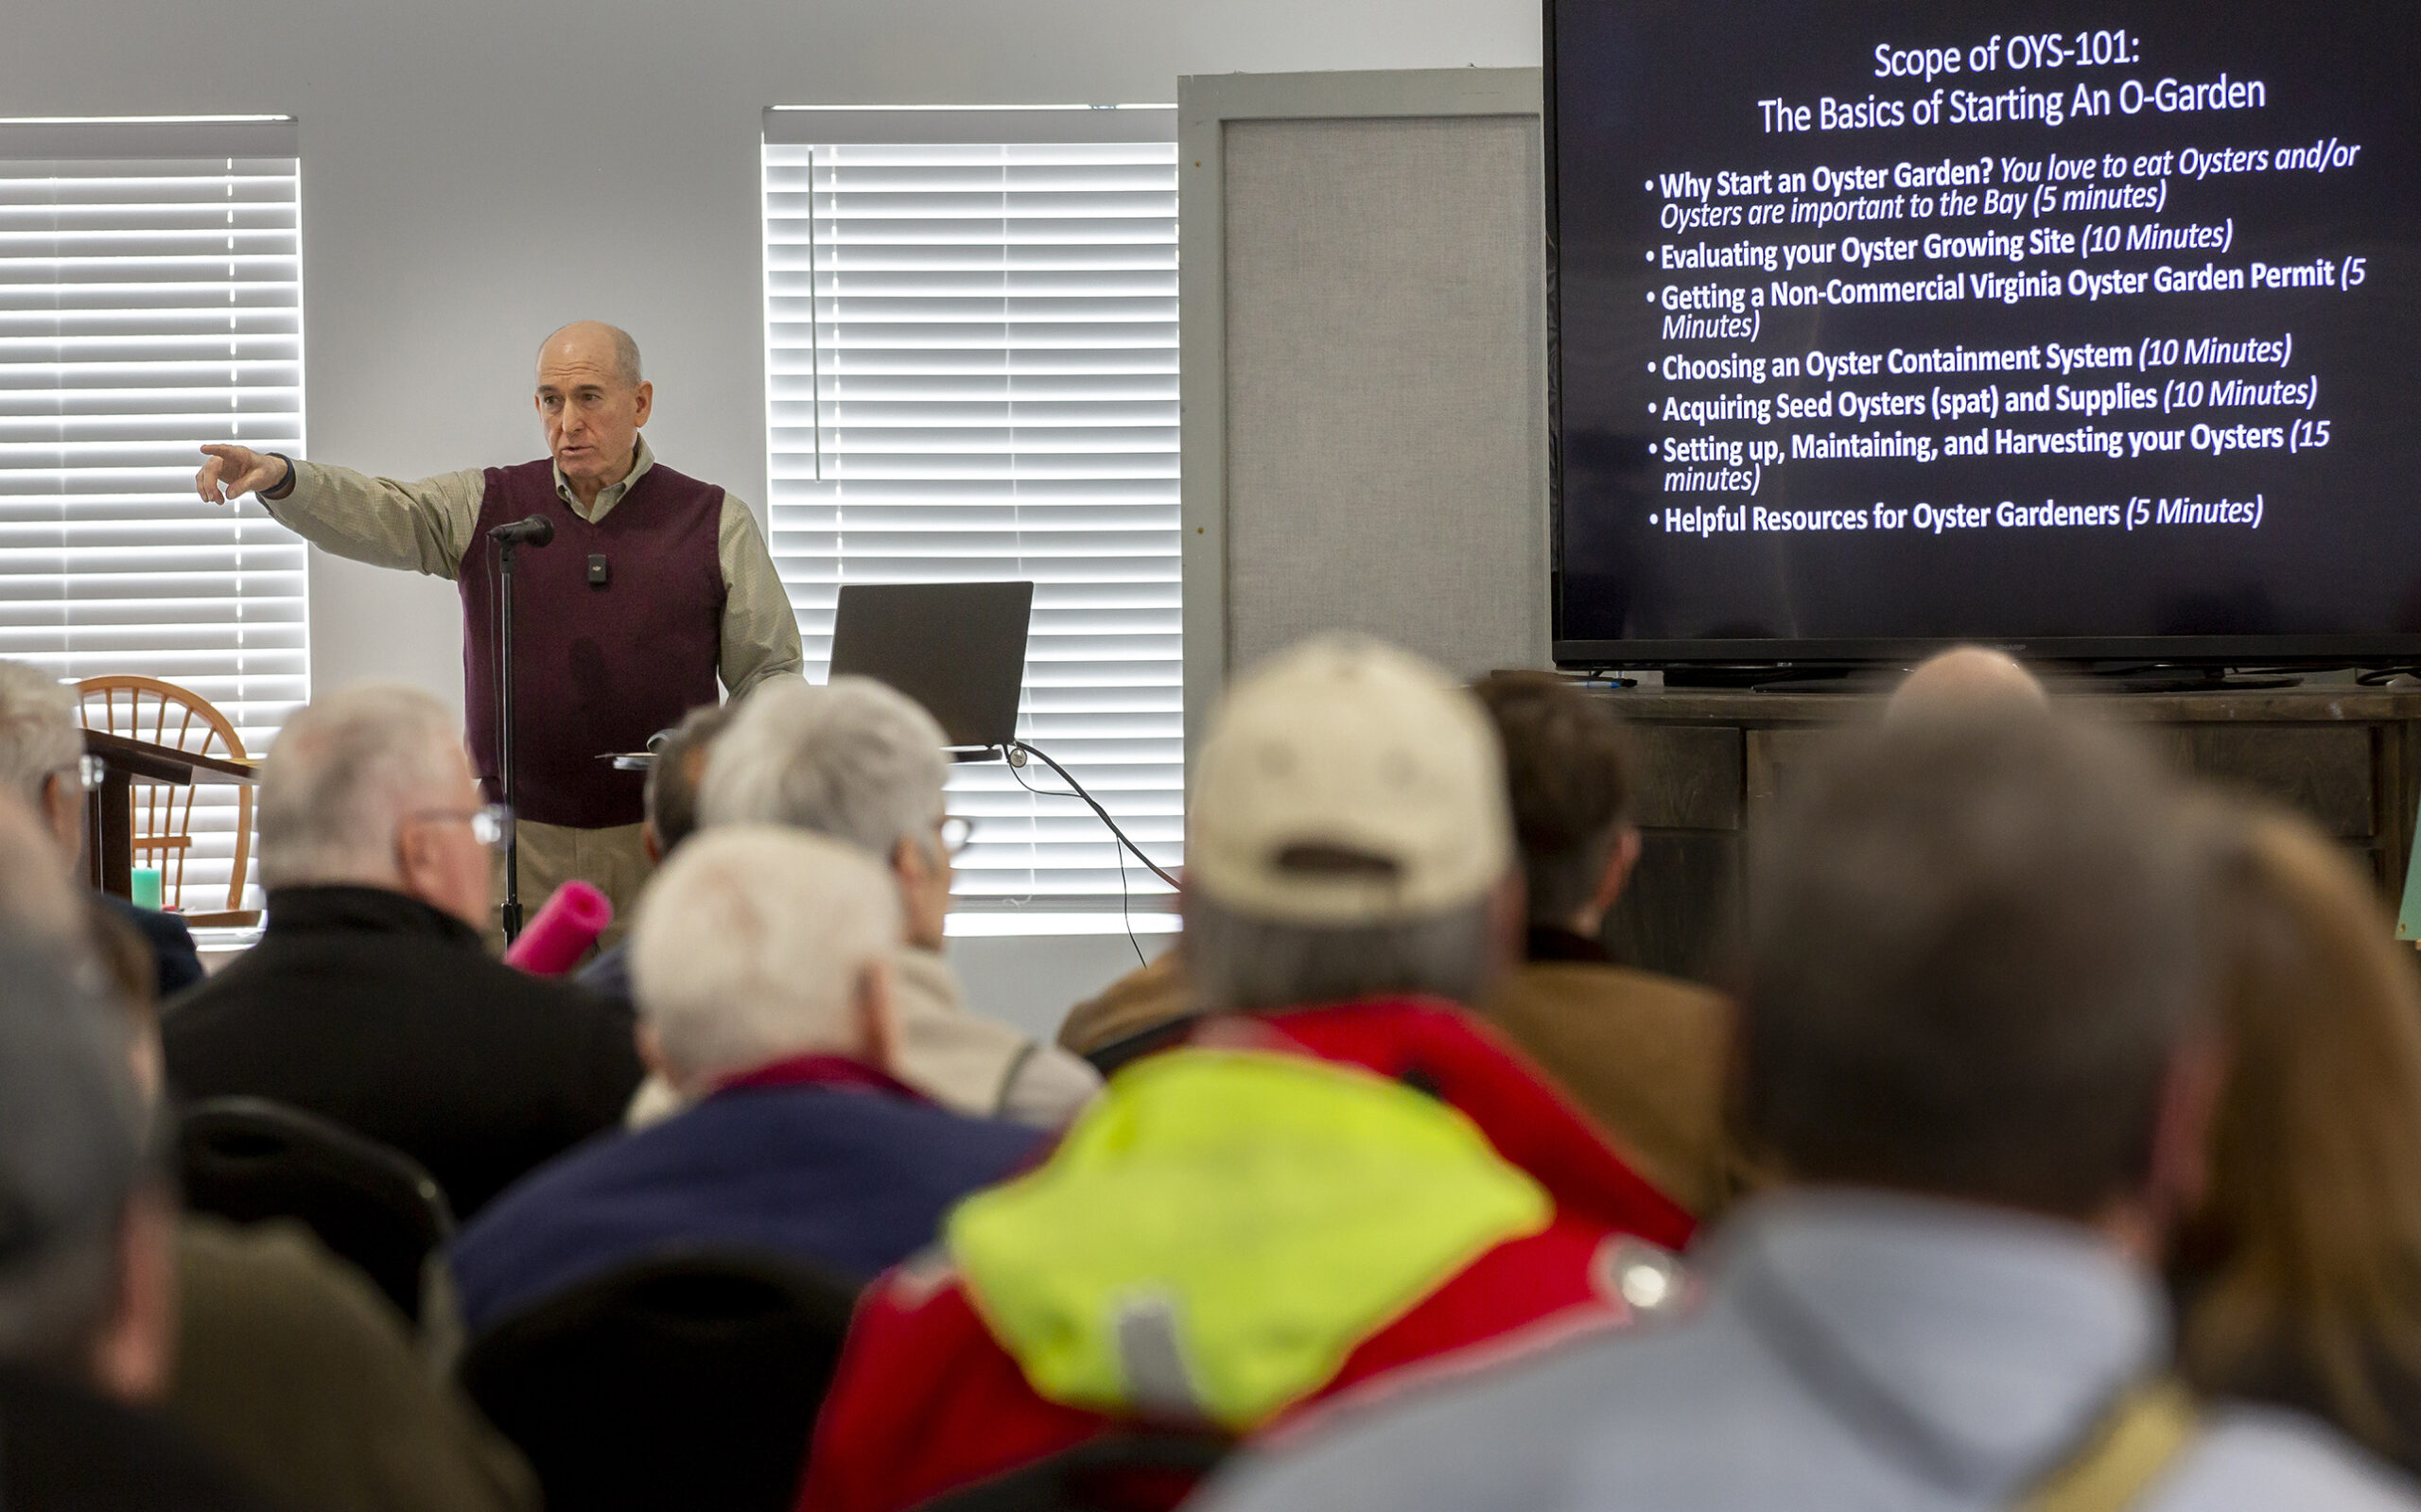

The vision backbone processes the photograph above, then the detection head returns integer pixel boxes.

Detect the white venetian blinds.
[0,119,306,910]
[761,108,1180,916]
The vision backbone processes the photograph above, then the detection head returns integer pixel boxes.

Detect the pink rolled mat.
[504,880,614,976]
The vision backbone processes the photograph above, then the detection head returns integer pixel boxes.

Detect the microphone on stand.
[490,512,552,943]
[490,514,556,547]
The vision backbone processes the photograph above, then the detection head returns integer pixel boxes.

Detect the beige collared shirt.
[262,438,803,701]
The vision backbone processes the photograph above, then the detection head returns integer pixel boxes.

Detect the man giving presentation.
[194,321,803,930]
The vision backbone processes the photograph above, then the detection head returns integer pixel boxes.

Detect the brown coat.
[171,1218,539,1512]
[1480,958,1736,1219]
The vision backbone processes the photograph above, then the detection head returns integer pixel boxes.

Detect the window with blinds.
[762,108,1179,923]
[0,118,306,913]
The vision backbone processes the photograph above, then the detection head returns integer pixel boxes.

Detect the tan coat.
[1481,961,1736,1219]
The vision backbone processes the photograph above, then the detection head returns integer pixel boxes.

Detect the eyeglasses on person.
[407,802,513,848]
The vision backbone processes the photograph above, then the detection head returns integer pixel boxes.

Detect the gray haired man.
[0,661,200,996]
[162,686,642,1217]
[1199,712,2421,1512]
[0,923,165,1396]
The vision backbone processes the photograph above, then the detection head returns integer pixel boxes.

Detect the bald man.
[1886,645,2050,722]
[192,323,802,936]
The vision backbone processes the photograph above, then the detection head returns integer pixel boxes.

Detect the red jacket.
[794,997,1697,1512]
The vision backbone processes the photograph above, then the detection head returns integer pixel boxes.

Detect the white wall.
[4,0,1539,1033]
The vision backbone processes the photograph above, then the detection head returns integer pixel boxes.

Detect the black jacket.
[162,887,644,1219]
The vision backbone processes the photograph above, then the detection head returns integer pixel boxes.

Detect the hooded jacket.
[794,996,1696,1512]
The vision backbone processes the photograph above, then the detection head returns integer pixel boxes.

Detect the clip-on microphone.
[489,513,554,943]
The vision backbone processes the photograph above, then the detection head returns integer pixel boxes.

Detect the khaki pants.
[486,820,652,956]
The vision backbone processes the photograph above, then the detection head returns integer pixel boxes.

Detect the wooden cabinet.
[1599,686,2421,981]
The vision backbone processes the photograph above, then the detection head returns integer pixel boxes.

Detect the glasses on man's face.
[407,803,513,848]
[938,815,973,857]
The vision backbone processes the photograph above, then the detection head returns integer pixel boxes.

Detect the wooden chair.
[77,676,258,926]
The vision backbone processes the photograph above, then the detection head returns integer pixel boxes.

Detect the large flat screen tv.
[1546,0,2421,669]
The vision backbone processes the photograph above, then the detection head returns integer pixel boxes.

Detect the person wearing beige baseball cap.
[795,635,1698,1512]
[1055,636,1528,1062]
[1179,635,1517,1005]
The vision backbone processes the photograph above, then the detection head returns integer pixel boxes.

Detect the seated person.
[174,1218,539,1512]
[576,700,734,1003]
[1469,671,1734,1218]
[1887,643,2049,721]
[0,659,200,998]
[162,686,644,1217]
[449,826,1043,1333]
[1200,713,2421,1512]
[797,636,1695,1512]
[0,922,269,1511]
[2171,808,2421,1476]
[67,811,538,1512]
[1061,673,1733,1217]
[684,677,1097,1128]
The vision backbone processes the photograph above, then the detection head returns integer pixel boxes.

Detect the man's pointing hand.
[195,444,287,505]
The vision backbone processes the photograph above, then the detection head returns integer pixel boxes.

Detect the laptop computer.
[827,581,1034,756]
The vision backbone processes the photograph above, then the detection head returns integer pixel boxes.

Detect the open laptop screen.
[827,582,1035,752]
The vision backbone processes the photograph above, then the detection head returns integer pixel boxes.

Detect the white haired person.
[0,660,202,997]
[162,686,642,1219]
[650,676,1098,1128]
[448,826,1043,1335]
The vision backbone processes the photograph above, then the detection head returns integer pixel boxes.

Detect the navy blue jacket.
[96,892,203,999]
[448,1057,1040,1335]
[573,939,632,1003]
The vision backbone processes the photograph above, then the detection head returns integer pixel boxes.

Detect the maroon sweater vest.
[459,459,725,828]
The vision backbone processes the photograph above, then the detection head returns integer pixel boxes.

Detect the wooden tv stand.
[1596,684,2421,982]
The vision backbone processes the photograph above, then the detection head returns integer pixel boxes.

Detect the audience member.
[1199,713,2421,1512]
[797,636,1696,1512]
[1886,643,2050,721]
[686,676,1098,1127]
[161,686,644,1217]
[450,826,1042,1333]
[0,925,271,1510]
[2174,808,2421,1475]
[1054,943,1186,1068]
[73,816,539,1512]
[577,700,735,1003]
[1468,670,1733,1216]
[175,1218,539,1512]
[0,659,201,998]
[1059,673,1734,1217]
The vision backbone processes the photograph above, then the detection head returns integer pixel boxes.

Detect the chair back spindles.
[75,676,256,923]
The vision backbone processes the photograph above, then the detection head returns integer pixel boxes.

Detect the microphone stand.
[497,532,526,945]
[489,513,553,946]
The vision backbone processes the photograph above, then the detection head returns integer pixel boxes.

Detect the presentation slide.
[1550,0,2421,653]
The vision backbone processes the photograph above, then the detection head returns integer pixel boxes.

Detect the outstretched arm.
[196,443,483,581]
